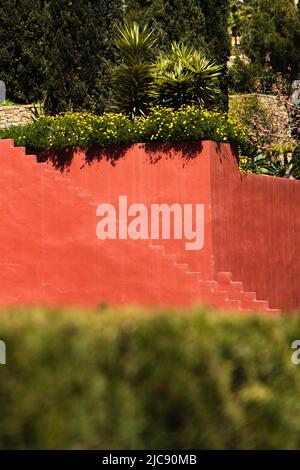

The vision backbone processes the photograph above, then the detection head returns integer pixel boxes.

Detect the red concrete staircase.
[0,139,281,312]
[149,244,280,313]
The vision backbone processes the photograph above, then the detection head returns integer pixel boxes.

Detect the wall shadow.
[143,141,204,166]
[33,141,206,172]
[34,144,131,172]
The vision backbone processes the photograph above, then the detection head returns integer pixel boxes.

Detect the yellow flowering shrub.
[0,106,250,161]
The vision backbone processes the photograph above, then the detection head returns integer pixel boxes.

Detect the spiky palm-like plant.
[155,42,223,109]
[111,22,157,119]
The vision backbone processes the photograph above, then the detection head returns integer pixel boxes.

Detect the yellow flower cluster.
[1,106,250,154]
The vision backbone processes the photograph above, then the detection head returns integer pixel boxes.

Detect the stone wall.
[0,104,35,129]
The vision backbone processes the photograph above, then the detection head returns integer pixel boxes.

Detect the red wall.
[0,139,299,312]
[210,147,300,310]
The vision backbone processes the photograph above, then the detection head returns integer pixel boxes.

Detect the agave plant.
[155,42,223,109]
[111,22,157,119]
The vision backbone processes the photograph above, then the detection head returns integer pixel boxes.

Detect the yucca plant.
[111,22,157,119]
[155,42,223,109]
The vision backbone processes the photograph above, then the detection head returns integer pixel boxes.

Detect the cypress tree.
[125,0,208,52]
[198,0,230,63]
[0,0,123,114]
[0,0,45,103]
[197,0,231,109]
[43,0,123,114]
[125,0,230,61]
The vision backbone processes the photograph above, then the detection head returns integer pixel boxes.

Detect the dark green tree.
[43,0,123,114]
[125,0,210,53]
[241,0,300,77]
[197,0,231,109]
[197,0,231,64]
[125,0,231,60]
[0,0,123,114]
[0,0,46,103]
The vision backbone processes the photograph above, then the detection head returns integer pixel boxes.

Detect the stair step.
[149,244,164,254]
[5,147,35,162]
[216,280,243,294]
[25,154,38,162]
[224,299,241,309]
[175,263,188,273]
[198,289,227,303]
[162,253,177,263]
[211,289,228,300]
[266,308,281,314]
[0,139,14,151]
[198,280,215,289]
[7,146,26,157]
[241,299,269,310]
[208,297,241,310]
[240,291,256,302]
[217,272,232,283]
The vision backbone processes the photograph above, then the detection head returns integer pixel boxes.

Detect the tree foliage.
[125,1,231,63]
[42,0,123,115]
[0,0,123,114]
[125,0,208,52]
[0,0,231,114]
[0,0,46,104]
[241,0,300,77]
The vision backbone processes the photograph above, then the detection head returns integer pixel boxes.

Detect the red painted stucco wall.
[0,139,299,311]
[210,148,300,310]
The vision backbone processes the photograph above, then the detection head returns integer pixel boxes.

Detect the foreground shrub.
[0,307,300,449]
[0,106,248,154]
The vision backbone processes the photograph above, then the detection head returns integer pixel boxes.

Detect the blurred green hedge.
[0,307,300,449]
